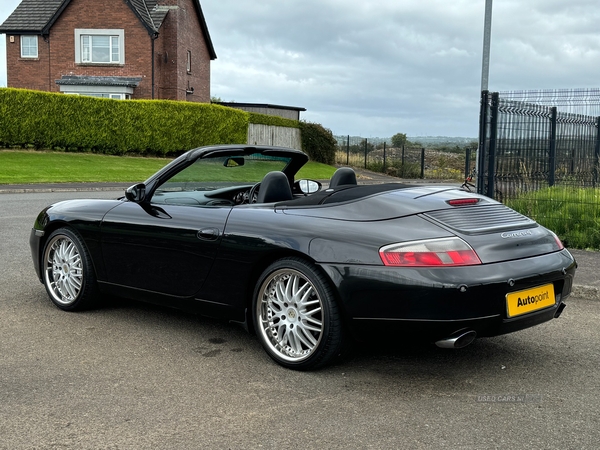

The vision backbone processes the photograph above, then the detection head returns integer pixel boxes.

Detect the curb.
[0,183,131,194]
[571,285,600,301]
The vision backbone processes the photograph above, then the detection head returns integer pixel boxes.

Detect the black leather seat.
[329,167,357,188]
[257,171,293,203]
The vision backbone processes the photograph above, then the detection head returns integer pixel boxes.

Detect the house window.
[82,35,119,63]
[21,35,38,58]
[84,93,131,100]
[187,50,192,73]
[63,91,131,100]
[75,29,124,64]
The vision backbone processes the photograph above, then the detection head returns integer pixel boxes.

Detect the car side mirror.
[298,179,321,194]
[125,183,147,203]
[224,157,245,167]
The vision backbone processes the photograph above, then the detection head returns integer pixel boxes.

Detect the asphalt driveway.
[0,190,598,449]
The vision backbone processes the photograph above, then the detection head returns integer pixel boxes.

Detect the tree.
[391,132,407,148]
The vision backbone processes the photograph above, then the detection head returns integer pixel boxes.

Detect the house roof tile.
[0,0,66,33]
[128,0,159,32]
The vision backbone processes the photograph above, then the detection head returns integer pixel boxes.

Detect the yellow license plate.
[506,284,555,318]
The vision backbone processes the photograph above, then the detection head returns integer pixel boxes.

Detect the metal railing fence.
[478,89,600,248]
[334,135,473,182]
[478,90,600,200]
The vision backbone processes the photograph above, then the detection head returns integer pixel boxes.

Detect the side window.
[21,35,38,58]
[151,159,220,207]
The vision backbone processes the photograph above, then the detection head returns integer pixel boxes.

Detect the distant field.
[0,150,336,184]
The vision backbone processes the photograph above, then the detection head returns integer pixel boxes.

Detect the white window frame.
[74,29,124,64]
[20,35,38,58]
[84,93,130,100]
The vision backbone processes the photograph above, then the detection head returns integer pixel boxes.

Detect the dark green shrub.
[299,121,336,164]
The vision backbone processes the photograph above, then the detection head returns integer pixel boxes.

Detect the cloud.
[1,0,599,137]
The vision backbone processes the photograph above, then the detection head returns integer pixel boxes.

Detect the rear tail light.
[379,237,482,267]
[550,231,565,250]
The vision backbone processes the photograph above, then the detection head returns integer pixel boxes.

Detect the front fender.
[30,199,123,282]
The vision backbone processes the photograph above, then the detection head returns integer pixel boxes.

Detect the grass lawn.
[505,186,600,250]
[0,150,336,184]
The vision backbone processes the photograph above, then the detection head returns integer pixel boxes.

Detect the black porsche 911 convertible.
[29,145,576,370]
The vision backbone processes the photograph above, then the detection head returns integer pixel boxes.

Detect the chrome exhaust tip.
[554,302,567,318]
[435,329,477,349]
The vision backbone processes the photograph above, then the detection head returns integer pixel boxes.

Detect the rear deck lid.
[423,204,562,263]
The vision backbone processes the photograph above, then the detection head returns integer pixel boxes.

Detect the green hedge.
[0,88,249,155]
[0,88,338,164]
[248,112,300,128]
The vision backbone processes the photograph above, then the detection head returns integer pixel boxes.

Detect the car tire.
[42,227,99,311]
[253,257,345,370]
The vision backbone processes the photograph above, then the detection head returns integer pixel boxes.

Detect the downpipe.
[435,329,477,349]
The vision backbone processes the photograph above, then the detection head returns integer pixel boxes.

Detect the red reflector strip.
[447,198,480,206]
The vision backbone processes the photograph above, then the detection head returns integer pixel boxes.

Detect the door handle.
[197,228,221,241]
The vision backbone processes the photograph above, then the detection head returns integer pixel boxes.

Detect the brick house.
[0,0,216,101]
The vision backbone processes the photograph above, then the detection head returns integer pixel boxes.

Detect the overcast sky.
[1,0,600,137]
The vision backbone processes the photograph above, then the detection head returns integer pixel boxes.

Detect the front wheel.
[253,258,345,370]
[42,227,99,311]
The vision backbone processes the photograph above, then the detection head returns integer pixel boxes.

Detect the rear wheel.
[253,257,345,370]
[42,228,99,311]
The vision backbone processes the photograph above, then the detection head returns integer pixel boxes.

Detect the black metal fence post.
[486,92,499,198]
[477,90,489,195]
[364,139,368,169]
[464,148,471,180]
[401,144,405,177]
[346,135,350,166]
[420,148,425,179]
[594,117,600,187]
[383,142,387,173]
[549,107,557,187]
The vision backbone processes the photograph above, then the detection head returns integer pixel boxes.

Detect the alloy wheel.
[256,268,324,363]
[43,234,84,306]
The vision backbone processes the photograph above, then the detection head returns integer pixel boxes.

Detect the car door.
[100,200,231,297]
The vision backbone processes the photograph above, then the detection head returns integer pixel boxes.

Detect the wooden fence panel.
[247,124,302,150]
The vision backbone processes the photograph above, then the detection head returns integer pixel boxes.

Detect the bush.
[299,121,336,164]
[0,88,339,162]
[0,88,249,155]
[248,112,300,129]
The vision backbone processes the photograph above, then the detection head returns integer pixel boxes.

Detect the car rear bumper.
[350,301,564,343]
[319,249,576,341]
